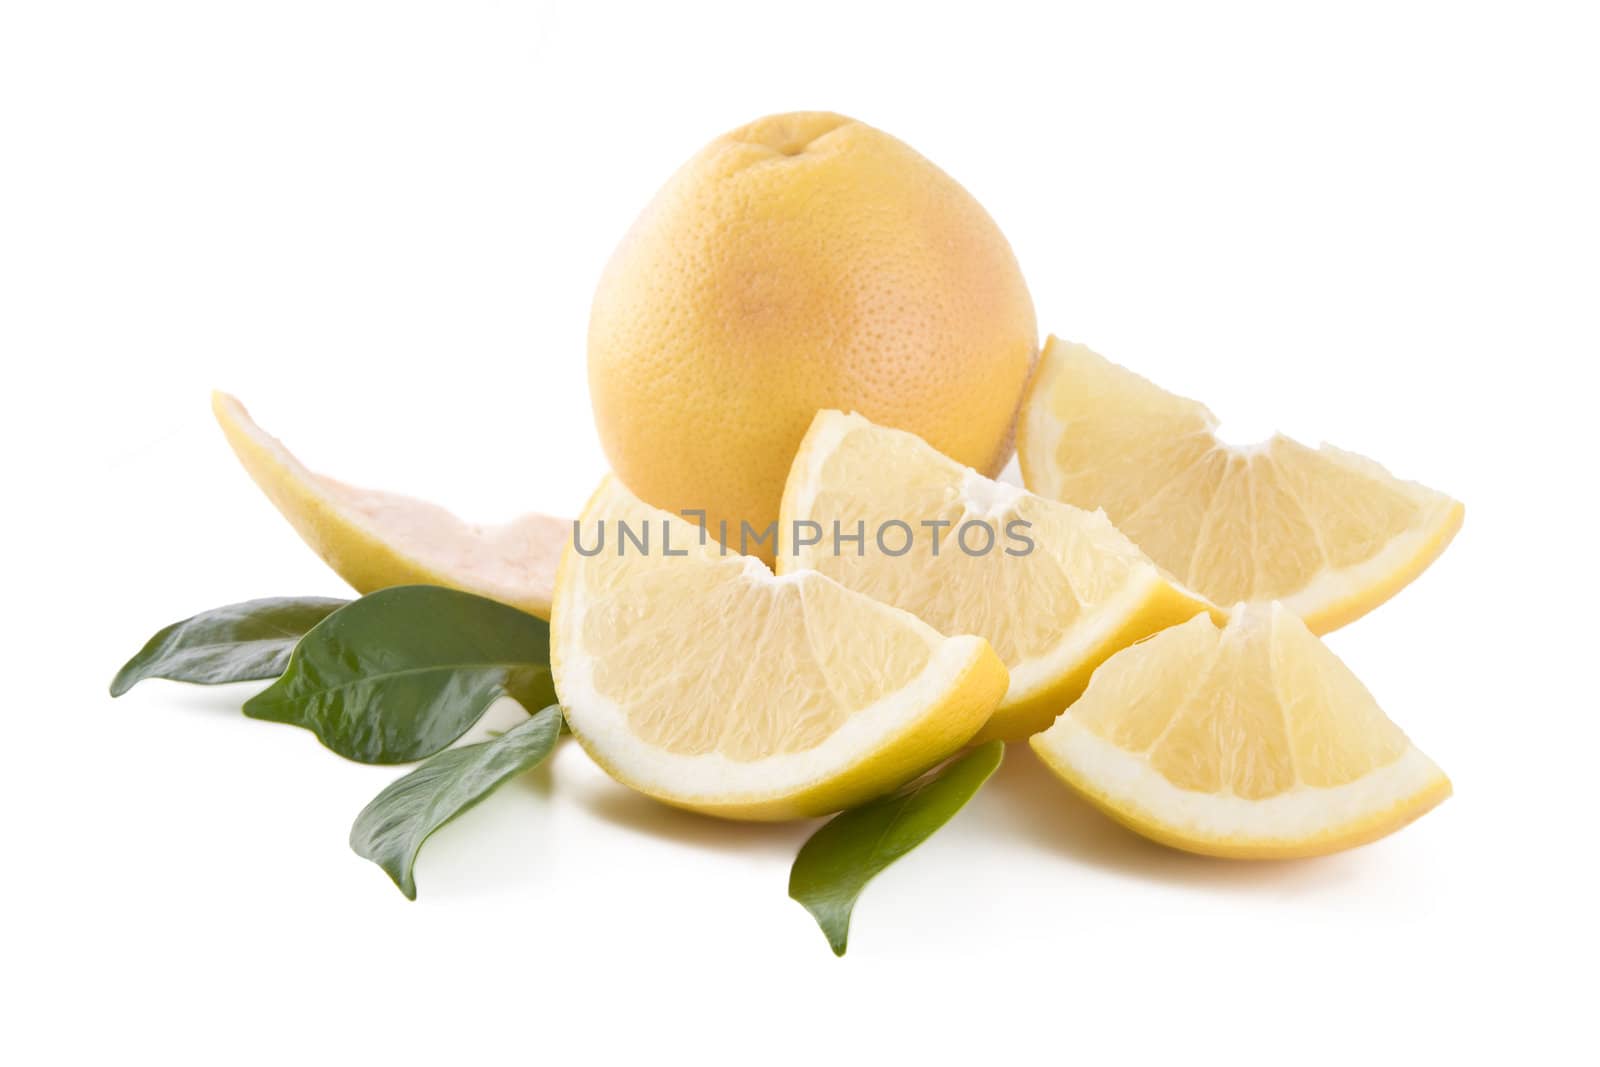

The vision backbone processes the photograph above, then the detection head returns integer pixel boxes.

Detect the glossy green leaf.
[789,740,1004,956]
[243,585,555,764]
[350,705,563,899]
[110,596,348,697]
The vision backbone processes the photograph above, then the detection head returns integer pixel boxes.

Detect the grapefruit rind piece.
[213,391,565,618]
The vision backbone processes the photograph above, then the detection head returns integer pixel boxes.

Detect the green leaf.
[110,596,348,697]
[243,585,555,764]
[350,705,563,899]
[789,740,1005,956]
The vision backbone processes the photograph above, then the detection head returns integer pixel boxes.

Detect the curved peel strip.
[212,392,565,619]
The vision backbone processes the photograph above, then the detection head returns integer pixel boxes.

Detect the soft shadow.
[507,754,558,800]
[573,778,818,860]
[119,679,268,716]
[987,744,1364,891]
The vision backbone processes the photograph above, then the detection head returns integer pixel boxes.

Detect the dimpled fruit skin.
[588,112,1038,555]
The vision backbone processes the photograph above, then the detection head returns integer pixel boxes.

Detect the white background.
[4,1,1597,1063]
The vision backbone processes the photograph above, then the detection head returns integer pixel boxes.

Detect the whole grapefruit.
[588,111,1037,557]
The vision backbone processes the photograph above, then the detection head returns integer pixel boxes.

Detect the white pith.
[959,467,1025,518]
[1031,721,1446,844]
